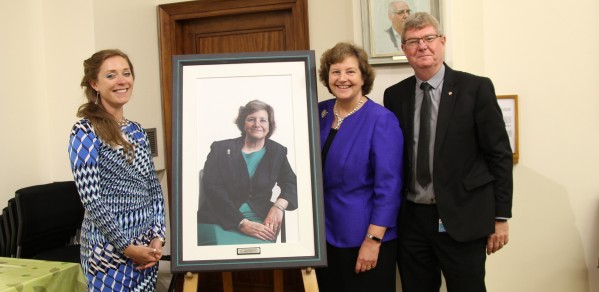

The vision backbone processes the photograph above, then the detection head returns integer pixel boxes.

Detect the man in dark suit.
[383,12,513,292]
[385,0,411,51]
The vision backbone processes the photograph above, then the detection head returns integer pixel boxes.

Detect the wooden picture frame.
[169,51,326,272]
[497,95,519,164]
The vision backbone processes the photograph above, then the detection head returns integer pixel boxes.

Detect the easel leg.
[183,269,313,291]
[183,272,198,292]
[273,269,283,292]
[301,267,319,292]
[222,271,233,292]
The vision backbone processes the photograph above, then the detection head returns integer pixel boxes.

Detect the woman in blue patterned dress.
[68,49,166,291]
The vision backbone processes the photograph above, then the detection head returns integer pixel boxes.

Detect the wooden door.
[158,0,309,200]
[157,0,309,291]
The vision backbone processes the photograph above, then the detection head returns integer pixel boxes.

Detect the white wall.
[0,0,597,291]
[0,1,44,192]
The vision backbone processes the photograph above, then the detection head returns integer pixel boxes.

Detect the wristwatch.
[366,233,382,243]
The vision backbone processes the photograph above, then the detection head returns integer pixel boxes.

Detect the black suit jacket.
[384,64,513,242]
[386,27,400,49]
[197,137,298,230]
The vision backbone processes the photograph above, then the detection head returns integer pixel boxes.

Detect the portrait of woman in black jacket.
[197,99,298,245]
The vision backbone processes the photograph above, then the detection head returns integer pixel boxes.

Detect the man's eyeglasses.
[392,9,411,16]
[403,35,442,48]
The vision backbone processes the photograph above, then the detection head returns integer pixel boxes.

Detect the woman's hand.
[355,224,386,274]
[149,237,164,260]
[263,199,288,236]
[239,219,276,241]
[355,238,381,273]
[263,206,284,236]
[123,241,162,270]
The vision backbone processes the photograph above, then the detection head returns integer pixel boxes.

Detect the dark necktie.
[417,82,432,187]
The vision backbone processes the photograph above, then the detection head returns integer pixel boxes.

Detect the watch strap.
[366,233,382,242]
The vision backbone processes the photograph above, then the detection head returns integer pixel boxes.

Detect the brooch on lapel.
[321,109,328,118]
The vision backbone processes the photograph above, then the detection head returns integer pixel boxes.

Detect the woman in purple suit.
[316,42,404,292]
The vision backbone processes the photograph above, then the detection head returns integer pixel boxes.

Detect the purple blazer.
[319,98,404,248]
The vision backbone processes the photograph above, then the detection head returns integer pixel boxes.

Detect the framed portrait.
[170,51,327,272]
[361,0,441,65]
[497,95,519,164]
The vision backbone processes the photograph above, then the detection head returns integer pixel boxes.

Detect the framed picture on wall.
[361,0,441,65]
[497,95,519,164]
[170,51,327,272]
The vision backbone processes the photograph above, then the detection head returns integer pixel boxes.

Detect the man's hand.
[487,221,509,255]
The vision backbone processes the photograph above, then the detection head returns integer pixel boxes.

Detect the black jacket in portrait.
[197,137,298,230]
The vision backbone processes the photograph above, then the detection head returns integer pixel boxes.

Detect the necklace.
[333,98,364,129]
[117,118,128,127]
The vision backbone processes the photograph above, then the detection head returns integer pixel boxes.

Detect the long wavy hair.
[77,49,135,160]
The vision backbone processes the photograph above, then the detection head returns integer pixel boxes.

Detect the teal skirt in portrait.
[197,203,276,246]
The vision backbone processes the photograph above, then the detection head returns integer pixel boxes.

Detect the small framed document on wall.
[497,95,519,164]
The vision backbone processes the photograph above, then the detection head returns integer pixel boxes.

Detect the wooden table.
[0,257,86,292]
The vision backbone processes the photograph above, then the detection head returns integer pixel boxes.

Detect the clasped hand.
[239,205,284,241]
[123,238,163,270]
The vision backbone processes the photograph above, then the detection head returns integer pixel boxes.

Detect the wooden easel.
[183,268,318,292]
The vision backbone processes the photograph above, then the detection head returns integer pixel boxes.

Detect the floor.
[157,271,174,292]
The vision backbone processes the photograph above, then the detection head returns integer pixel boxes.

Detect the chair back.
[7,198,17,257]
[0,214,6,256]
[2,206,12,257]
[15,181,84,260]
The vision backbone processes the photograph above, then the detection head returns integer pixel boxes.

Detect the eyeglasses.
[391,9,411,16]
[403,34,442,48]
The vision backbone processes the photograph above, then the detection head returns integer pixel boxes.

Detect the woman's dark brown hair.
[318,42,375,96]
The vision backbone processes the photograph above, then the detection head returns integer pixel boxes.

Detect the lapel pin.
[321,109,328,118]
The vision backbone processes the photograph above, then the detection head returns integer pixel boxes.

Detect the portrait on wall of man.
[361,0,440,64]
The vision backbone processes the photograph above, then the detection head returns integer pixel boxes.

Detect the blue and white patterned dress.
[68,118,166,292]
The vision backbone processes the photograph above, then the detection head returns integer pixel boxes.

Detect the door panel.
[181,10,292,53]
[194,29,286,54]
